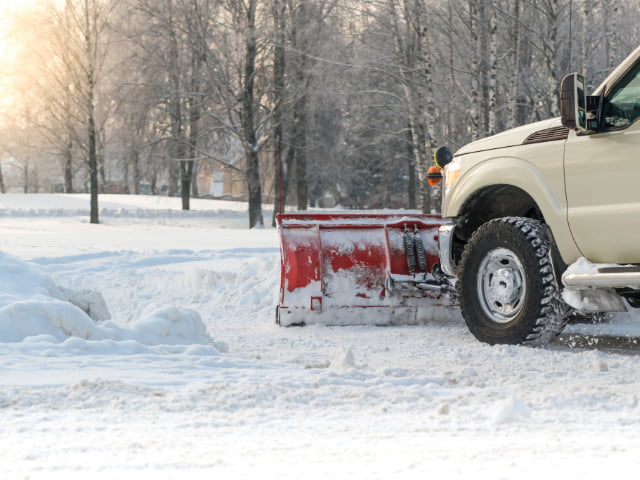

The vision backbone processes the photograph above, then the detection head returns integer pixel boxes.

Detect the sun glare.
[0,0,40,109]
[0,0,35,12]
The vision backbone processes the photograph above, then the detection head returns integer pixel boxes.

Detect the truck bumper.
[438,223,457,278]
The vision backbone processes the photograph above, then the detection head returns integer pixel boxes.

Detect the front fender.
[444,144,581,264]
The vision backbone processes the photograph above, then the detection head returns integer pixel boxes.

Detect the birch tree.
[75,1,111,221]
[507,0,522,129]
[270,0,287,224]
[386,0,437,212]
[49,0,116,223]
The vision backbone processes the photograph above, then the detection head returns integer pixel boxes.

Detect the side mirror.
[560,73,588,133]
[433,146,453,169]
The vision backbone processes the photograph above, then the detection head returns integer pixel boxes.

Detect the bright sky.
[0,0,39,106]
[0,0,32,18]
[0,1,29,53]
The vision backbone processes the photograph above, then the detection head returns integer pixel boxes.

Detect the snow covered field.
[1,194,640,479]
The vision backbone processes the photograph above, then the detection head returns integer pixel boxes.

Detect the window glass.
[602,62,640,129]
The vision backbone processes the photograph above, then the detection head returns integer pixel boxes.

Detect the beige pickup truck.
[437,45,640,345]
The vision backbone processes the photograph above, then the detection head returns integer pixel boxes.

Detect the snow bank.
[0,193,251,214]
[0,250,62,300]
[0,251,214,348]
[0,250,88,343]
[0,207,246,220]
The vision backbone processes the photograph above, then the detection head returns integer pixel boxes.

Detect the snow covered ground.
[1,193,640,479]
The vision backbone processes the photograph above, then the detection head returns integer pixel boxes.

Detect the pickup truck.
[436,45,640,345]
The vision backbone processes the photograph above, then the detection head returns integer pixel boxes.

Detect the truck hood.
[455,118,563,156]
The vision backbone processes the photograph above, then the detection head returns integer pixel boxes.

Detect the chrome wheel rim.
[477,248,526,324]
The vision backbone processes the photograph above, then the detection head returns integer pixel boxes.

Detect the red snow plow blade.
[276,212,459,326]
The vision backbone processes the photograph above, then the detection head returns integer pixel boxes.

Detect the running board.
[562,265,640,289]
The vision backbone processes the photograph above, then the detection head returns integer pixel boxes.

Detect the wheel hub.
[477,248,526,323]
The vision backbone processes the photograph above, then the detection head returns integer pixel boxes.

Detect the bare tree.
[384,0,438,212]
[270,0,287,225]
[238,0,264,226]
[44,0,117,222]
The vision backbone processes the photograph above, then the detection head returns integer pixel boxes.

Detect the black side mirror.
[433,146,453,169]
[560,73,588,133]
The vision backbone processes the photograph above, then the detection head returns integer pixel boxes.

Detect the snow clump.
[487,396,532,425]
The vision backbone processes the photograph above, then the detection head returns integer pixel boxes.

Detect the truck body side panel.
[564,121,640,263]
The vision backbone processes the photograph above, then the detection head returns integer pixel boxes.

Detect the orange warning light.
[426,165,442,186]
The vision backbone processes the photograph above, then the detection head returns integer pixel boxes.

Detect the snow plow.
[276,212,459,326]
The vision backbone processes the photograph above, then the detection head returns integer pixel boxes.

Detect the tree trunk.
[184,29,204,208]
[166,0,189,207]
[289,0,311,212]
[447,1,457,140]
[469,1,481,141]
[151,174,157,196]
[271,0,286,226]
[132,149,140,194]
[293,92,308,211]
[580,2,591,81]
[478,0,489,135]
[281,141,295,209]
[98,151,106,191]
[390,1,427,212]
[487,0,498,136]
[64,141,74,193]
[543,0,560,117]
[242,0,263,228]
[23,162,29,193]
[191,162,199,198]
[86,6,99,224]
[607,4,619,69]
[404,0,437,214]
[167,1,181,199]
[88,101,99,224]
[508,0,521,128]
[180,160,193,209]
[406,125,416,209]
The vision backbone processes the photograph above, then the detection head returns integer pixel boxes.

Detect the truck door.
[564,61,640,263]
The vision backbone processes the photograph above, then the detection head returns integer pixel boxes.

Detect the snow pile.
[0,251,91,343]
[330,346,357,369]
[60,286,111,321]
[123,302,213,346]
[0,251,213,347]
[487,396,532,425]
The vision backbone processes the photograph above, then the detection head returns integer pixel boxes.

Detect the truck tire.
[457,217,567,346]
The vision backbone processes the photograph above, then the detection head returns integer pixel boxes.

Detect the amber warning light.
[427,165,442,186]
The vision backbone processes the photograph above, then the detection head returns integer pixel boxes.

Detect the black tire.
[457,217,567,346]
